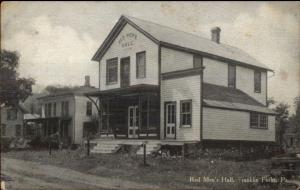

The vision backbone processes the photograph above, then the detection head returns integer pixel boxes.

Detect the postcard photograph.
[1,1,300,190]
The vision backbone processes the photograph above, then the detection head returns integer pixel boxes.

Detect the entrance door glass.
[128,106,139,138]
[166,103,176,139]
[121,57,130,88]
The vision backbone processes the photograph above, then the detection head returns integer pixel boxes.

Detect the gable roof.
[203,83,276,114]
[92,15,272,71]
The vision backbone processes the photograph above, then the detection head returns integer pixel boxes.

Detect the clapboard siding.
[161,47,194,73]
[203,57,228,86]
[203,107,275,142]
[99,23,158,90]
[74,96,98,144]
[160,75,201,141]
[236,66,267,105]
[203,57,267,105]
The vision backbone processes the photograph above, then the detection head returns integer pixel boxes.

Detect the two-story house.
[24,76,98,144]
[1,104,27,138]
[86,15,276,147]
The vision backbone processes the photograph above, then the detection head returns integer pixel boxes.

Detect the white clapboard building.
[86,15,276,152]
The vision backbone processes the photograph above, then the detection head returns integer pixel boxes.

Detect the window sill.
[250,126,268,130]
[180,125,191,128]
[106,82,118,85]
[254,91,261,93]
[136,76,146,79]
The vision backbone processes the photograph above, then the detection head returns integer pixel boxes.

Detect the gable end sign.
[118,33,137,48]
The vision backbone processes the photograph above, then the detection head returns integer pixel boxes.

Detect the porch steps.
[136,142,161,155]
[91,142,122,154]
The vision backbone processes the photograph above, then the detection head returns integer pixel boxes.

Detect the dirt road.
[1,157,159,190]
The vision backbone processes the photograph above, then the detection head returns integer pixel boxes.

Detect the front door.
[121,57,130,88]
[128,106,139,138]
[166,102,176,139]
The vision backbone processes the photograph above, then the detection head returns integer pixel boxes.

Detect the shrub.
[0,137,15,152]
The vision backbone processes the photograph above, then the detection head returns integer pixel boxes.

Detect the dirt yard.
[1,149,298,190]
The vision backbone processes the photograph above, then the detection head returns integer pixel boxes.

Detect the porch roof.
[84,84,159,98]
[24,116,72,122]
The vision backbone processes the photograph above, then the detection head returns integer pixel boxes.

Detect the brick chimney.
[211,27,221,44]
[84,75,90,87]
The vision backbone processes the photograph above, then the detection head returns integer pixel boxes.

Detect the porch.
[24,117,72,145]
[85,85,160,139]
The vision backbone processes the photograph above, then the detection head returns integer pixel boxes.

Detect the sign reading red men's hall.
[118,33,137,48]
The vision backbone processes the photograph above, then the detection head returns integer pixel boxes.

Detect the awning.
[84,84,159,98]
[203,99,277,115]
[24,116,72,122]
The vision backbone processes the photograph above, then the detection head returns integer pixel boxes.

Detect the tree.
[0,50,35,106]
[289,96,300,130]
[273,102,290,145]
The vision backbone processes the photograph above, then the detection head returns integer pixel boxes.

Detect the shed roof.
[92,15,272,71]
[203,83,276,114]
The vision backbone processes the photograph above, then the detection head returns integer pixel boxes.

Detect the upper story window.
[228,65,236,88]
[61,101,69,116]
[106,58,118,85]
[7,108,17,120]
[53,102,56,117]
[250,112,268,129]
[86,101,92,116]
[193,55,203,68]
[136,51,146,78]
[180,100,192,128]
[254,70,261,93]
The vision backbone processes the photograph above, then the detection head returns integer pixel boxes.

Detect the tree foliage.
[44,85,81,94]
[0,49,35,106]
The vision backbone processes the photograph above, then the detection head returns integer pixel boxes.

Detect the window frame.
[136,51,146,79]
[254,70,261,93]
[106,57,118,85]
[228,64,236,88]
[193,55,203,68]
[180,99,192,128]
[250,112,268,129]
[86,101,92,116]
[53,102,56,117]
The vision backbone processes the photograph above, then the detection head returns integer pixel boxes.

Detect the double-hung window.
[136,51,146,78]
[250,112,268,129]
[180,100,192,127]
[254,71,261,93]
[86,101,92,116]
[228,65,236,88]
[193,55,203,68]
[106,58,118,84]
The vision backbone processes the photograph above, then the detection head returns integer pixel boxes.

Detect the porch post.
[138,94,142,138]
[147,95,150,137]
[98,97,102,137]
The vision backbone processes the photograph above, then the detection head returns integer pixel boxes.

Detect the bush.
[0,137,15,152]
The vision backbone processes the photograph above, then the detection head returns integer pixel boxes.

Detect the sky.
[1,1,300,112]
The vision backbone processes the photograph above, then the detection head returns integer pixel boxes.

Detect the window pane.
[228,65,236,88]
[137,52,146,78]
[260,115,267,128]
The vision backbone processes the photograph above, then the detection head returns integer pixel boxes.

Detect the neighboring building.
[86,15,276,144]
[1,104,27,138]
[24,76,98,144]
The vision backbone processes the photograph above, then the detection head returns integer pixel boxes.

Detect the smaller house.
[24,76,98,145]
[1,104,28,138]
